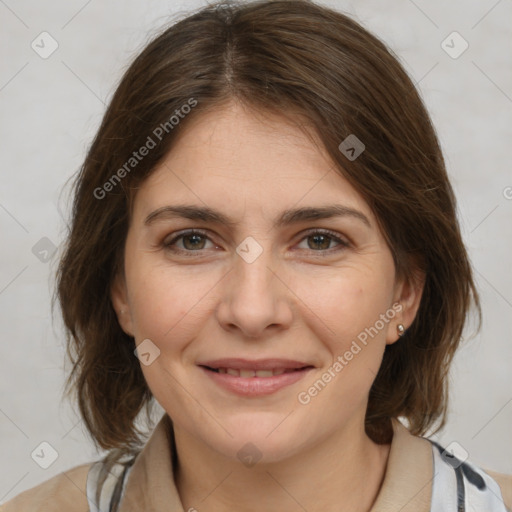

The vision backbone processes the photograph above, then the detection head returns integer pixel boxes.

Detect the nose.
[215,245,293,339]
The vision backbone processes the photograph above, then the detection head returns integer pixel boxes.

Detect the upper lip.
[198,358,314,371]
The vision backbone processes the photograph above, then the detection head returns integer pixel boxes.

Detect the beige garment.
[2,414,511,511]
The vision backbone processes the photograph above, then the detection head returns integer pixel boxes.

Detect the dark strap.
[108,462,133,512]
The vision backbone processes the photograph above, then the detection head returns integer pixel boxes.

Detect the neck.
[173,418,391,512]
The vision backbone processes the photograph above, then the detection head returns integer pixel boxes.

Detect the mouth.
[201,366,311,377]
[197,358,315,396]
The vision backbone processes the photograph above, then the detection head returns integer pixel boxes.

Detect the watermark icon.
[503,186,512,200]
[31,441,59,469]
[441,441,469,469]
[441,31,469,59]
[32,237,57,263]
[236,236,264,263]
[31,32,59,59]
[237,442,263,467]
[338,134,365,161]
[297,302,402,405]
[93,98,198,200]
[134,338,161,366]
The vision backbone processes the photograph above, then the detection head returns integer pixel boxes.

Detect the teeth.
[214,368,300,377]
[255,370,273,377]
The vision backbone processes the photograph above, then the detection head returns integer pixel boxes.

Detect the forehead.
[132,102,373,223]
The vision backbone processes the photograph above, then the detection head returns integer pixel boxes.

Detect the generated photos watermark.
[93,97,198,200]
[297,302,403,405]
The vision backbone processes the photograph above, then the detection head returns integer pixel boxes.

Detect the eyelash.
[162,229,350,257]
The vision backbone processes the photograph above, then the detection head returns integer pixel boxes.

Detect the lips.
[197,358,314,396]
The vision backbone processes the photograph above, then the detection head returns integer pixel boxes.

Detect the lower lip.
[199,366,313,396]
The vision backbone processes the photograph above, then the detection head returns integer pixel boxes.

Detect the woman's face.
[112,101,421,463]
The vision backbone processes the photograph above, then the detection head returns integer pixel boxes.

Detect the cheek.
[292,266,395,409]
[126,267,214,414]
[295,267,394,347]
[127,263,218,346]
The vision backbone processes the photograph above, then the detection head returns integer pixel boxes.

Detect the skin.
[111,100,424,512]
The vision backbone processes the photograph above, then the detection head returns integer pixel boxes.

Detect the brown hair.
[55,0,480,463]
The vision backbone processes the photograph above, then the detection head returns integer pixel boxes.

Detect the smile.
[207,367,302,377]
[197,358,315,396]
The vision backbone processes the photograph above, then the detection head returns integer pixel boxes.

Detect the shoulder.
[390,421,512,511]
[485,469,512,511]
[429,439,512,512]
[0,462,92,512]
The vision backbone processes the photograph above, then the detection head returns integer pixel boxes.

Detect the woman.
[3,1,511,511]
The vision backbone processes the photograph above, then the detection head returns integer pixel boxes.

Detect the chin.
[206,414,308,465]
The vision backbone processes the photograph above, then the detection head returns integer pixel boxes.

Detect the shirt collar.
[119,414,433,511]
[119,413,182,511]
[370,418,433,512]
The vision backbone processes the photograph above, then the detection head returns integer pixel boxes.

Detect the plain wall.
[1,0,511,503]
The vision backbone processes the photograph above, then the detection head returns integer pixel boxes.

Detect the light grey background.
[1,0,511,503]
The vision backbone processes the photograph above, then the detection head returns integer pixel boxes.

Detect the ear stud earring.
[397,324,405,337]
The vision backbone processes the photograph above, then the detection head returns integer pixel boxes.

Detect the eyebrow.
[143,204,371,229]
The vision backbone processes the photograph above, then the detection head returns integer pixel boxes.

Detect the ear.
[110,271,135,337]
[386,267,425,345]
